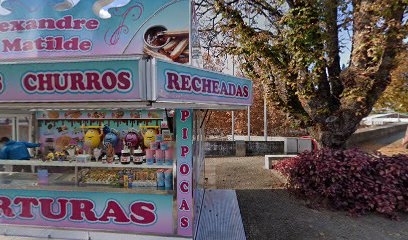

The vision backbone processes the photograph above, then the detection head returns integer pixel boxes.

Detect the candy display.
[162,130,173,141]
[31,110,176,190]
[165,149,174,166]
[164,170,173,189]
[156,150,164,165]
[150,142,159,150]
[155,134,164,143]
[46,152,55,161]
[133,147,144,164]
[80,168,159,187]
[120,145,131,165]
[157,170,165,187]
[55,152,66,162]
[93,148,102,162]
[160,142,169,150]
[76,154,91,163]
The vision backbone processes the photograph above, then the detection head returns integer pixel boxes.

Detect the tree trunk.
[310,110,363,149]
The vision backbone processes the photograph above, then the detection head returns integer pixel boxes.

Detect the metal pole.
[247,106,251,141]
[232,111,235,141]
[264,94,267,141]
[232,56,235,142]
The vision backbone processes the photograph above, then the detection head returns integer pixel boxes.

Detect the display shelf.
[0,183,174,195]
[0,172,173,195]
[0,160,173,169]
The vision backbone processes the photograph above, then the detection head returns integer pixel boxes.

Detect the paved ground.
[205,157,285,190]
[358,130,408,155]
[205,133,408,240]
[236,189,408,240]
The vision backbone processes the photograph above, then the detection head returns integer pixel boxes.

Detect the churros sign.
[0,58,144,102]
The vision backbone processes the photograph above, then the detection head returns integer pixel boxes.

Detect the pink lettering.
[23,73,38,92]
[69,199,98,221]
[180,217,189,228]
[236,85,243,97]
[180,110,190,122]
[56,16,74,30]
[130,202,156,225]
[180,181,189,193]
[181,146,189,157]
[117,71,132,90]
[179,199,190,211]
[182,128,189,140]
[192,77,201,92]
[39,199,68,220]
[85,19,100,30]
[101,71,117,90]
[243,85,249,98]
[0,196,15,218]
[3,38,22,52]
[179,163,190,175]
[79,40,92,51]
[98,200,130,223]
[14,197,38,219]
[0,74,3,92]
[85,72,102,91]
[166,72,180,90]
[69,73,85,91]
[181,74,191,91]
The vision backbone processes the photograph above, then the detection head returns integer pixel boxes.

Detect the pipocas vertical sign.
[176,109,193,236]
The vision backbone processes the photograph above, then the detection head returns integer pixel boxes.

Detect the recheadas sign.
[0,189,173,234]
[0,58,144,102]
[153,59,253,106]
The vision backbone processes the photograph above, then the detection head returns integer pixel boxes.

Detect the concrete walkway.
[237,189,408,240]
[206,154,408,240]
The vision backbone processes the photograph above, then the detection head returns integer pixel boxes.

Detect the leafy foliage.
[375,50,408,112]
[274,148,408,218]
[197,0,408,148]
[203,53,306,137]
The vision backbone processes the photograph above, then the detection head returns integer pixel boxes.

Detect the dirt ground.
[205,135,408,240]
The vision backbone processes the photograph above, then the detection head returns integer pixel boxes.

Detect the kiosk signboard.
[0,0,191,64]
[153,59,253,106]
[0,189,173,235]
[0,58,145,102]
